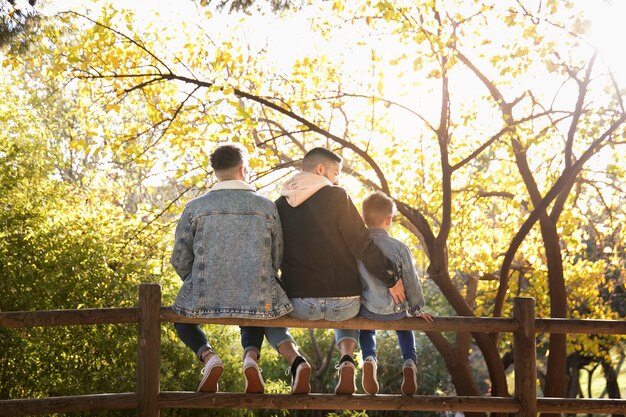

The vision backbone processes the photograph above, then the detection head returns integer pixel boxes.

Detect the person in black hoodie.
[275,147,404,394]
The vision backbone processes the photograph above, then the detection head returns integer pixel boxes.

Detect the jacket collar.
[368,228,389,236]
[209,180,256,192]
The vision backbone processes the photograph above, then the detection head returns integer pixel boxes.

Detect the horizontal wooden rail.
[158,392,521,413]
[0,308,139,328]
[3,307,624,336]
[535,318,626,334]
[537,398,626,414]
[2,393,625,415]
[161,308,519,333]
[0,393,138,417]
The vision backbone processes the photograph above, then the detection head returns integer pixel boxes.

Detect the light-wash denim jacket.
[358,229,426,315]
[171,180,293,319]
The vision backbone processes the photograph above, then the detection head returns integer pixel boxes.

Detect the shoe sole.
[198,364,224,393]
[244,365,264,394]
[362,361,379,395]
[292,363,311,394]
[401,367,417,395]
[335,365,356,395]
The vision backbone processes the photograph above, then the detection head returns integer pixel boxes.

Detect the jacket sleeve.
[337,189,399,287]
[400,244,426,309]
[270,205,284,273]
[170,205,195,281]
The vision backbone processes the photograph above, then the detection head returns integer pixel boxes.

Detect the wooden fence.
[1,283,625,417]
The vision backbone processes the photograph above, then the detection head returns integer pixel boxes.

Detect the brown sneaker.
[362,356,379,395]
[243,356,264,394]
[334,358,356,395]
[401,359,418,395]
[197,354,224,393]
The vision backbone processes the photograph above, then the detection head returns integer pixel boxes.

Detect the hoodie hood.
[280,171,333,207]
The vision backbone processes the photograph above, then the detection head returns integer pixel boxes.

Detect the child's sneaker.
[288,355,311,394]
[198,354,224,392]
[401,358,418,395]
[361,356,379,395]
[243,356,264,394]
[334,355,356,395]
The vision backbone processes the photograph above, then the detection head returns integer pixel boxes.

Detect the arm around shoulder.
[335,188,399,287]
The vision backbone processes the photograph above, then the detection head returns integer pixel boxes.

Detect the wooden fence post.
[513,297,537,417]
[138,283,162,417]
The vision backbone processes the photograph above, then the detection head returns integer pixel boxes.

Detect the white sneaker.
[243,356,264,394]
[334,359,356,395]
[401,358,418,395]
[197,354,224,393]
[361,356,379,395]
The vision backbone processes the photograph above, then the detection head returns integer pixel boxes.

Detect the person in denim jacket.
[357,191,434,396]
[275,148,404,395]
[171,143,311,394]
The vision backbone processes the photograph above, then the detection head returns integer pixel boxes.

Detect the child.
[357,191,434,395]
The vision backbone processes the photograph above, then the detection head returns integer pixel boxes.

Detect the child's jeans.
[358,305,417,363]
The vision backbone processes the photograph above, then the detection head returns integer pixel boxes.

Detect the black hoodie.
[276,172,398,298]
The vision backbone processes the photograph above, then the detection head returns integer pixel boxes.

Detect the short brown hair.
[302,147,342,171]
[362,191,395,227]
[210,143,247,171]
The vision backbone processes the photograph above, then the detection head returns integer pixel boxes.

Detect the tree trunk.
[509,139,568,414]
[601,359,624,417]
[425,331,487,417]
[539,220,569,415]
[431,268,509,398]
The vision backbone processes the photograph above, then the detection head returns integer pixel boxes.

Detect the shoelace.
[200,358,221,375]
[335,361,354,370]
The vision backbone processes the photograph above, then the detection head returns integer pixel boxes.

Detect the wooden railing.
[1,283,625,417]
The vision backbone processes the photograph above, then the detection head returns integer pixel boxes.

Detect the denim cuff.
[196,344,212,362]
[244,346,261,360]
[335,334,358,348]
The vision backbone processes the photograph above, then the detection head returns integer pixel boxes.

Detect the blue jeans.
[358,305,416,363]
[290,297,360,346]
[174,323,294,361]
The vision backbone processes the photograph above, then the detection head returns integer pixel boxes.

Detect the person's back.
[276,185,382,298]
[358,231,425,316]
[172,187,287,318]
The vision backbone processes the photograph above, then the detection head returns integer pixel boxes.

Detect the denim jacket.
[171,180,293,319]
[357,229,426,315]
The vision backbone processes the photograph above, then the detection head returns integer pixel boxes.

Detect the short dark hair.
[209,143,247,171]
[362,191,395,227]
[302,147,342,171]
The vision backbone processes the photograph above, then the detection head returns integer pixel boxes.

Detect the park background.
[1,0,625,416]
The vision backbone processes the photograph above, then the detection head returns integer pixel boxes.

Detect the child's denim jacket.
[358,229,426,315]
[171,180,293,319]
